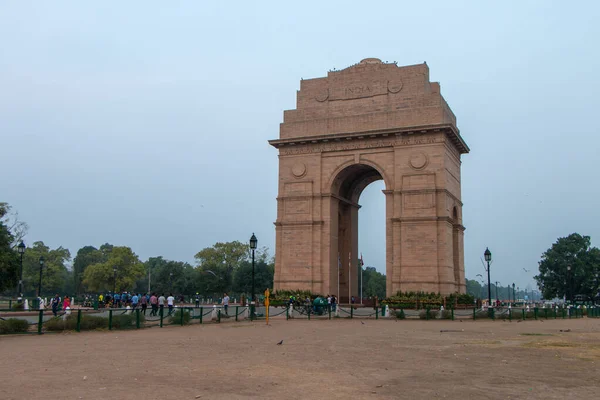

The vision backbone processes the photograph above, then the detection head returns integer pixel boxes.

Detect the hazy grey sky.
[1,2,598,291]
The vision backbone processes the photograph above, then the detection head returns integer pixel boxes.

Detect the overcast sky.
[1,2,598,292]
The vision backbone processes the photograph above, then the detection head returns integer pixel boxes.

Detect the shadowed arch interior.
[330,163,384,302]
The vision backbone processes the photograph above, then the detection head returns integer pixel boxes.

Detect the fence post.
[94,300,98,310]
[451,307,455,321]
[38,309,43,334]
[235,306,239,322]
[286,305,289,320]
[534,307,538,320]
[9,300,12,309]
[426,307,430,320]
[109,309,113,330]
[199,307,203,324]
[217,309,221,323]
[350,306,353,319]
[522,309,525,320]
[544,308,548,319]
[180,308,185,326]
[159,307,163,328]
[375,307,379,320]
[76,309,82,332]
[473,307,476,320]
[136,309,140,329]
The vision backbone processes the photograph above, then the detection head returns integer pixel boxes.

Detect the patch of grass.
[520,333,553,336]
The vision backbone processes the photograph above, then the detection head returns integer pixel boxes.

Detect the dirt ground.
[1,318,599,400]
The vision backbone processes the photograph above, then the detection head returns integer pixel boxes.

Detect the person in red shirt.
[63,296,71,310]
[149,293,158,316]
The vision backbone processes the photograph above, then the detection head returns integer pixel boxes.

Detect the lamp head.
[484,248,492,262]
[17,241,26,254]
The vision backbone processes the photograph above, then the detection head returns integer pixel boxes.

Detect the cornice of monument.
[269,123,469,154]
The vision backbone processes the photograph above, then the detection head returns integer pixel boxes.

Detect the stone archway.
[269,58,469,298]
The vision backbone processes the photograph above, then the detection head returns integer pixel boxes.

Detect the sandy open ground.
[1,318,599,400]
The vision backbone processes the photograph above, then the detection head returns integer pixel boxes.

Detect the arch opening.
[330,163,386,303]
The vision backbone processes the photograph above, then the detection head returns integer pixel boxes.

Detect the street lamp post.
[113,267,117,296]
[484,248,492,307]
[17,241,25,299]
[38,256,45,297]
[495,281,500,303]
[249,233,257,321]
[567,265,572,303]
[512,283,516,304]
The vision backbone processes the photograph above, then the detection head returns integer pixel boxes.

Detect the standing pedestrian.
[195,292,200,308]
[223,293,230,315]
[63,295,71,310]
[114,292,121,308]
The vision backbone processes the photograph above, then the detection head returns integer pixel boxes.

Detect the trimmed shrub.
[112,314,138,329]
[0,318,29,334]
[169,309,191,325]
[11,301,25,311]
[395,309,406,319]
[419,310,439,319]
[441,310,453,320]
[45,314,109,331]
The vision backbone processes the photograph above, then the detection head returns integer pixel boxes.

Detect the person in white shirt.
[223,293,230,315]
[158,294,166,316]
[167,293,175,315]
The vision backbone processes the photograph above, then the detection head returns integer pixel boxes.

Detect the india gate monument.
[269,58,469,300]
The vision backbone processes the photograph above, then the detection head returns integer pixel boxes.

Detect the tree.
[232,260,274,295]
[73,246,105,295]
[144,257,196,295]
[21,241,72,296]
[361,267,386,299]
[0,214,19,293]
[535,233,600,301]
[82,246,145,293]
[0,202,28,248]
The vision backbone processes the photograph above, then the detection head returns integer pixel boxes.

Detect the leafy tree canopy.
[82,246,144,293]
[22,241,71,296]
[535,233,600,300]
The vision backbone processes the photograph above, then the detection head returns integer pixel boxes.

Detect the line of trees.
[0,202,274,298]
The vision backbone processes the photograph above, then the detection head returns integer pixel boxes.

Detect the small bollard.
[38,309,44,334]
[76,309,82,332]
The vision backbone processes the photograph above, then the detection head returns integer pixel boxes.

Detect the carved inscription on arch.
[279,135,443,155]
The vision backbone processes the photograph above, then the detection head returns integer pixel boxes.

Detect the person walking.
[158,293,166,316]
[51,294,60,316]
[140,293,148,315]
[167,293,175,316]
[131,293,139,310]
[195,293,200,308]
[223,293,230,315]
[150,293,158,316]
[114,292,121,308]
[63,295,71,311]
